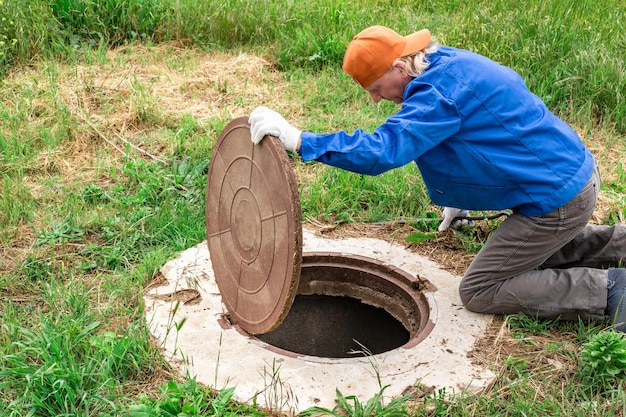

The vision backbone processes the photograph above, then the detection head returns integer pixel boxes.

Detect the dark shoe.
[606,268,626,332]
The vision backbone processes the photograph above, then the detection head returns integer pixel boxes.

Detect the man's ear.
[392,59,408,72]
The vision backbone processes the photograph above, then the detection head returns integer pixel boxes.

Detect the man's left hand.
[438,207,471,231]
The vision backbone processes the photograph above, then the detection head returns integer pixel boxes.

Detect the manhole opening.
[258,294,409,358]
[254,252,434,359]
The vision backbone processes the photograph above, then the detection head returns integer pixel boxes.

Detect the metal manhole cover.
[205,116,302,334]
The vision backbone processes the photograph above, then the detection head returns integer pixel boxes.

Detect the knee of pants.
[458,277,484,313]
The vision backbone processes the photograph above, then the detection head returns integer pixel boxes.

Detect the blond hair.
[398,40,440,78]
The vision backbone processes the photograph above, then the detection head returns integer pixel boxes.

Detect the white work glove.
[249,106,301,152]
[438,207,470,232]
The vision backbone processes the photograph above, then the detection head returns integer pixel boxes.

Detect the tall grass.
[1,0,624,131]
[0,279,158,416]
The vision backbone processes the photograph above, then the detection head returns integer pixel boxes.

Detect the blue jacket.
[298,46,595,217]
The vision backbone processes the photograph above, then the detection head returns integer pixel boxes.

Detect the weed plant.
[129,379,263,417]
[0,0,625,416]
[301,385,411,417]
[579,331,626,393]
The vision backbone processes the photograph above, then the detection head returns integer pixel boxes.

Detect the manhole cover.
[205,117,302,334]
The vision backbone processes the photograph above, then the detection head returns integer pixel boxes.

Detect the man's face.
[363,63,410,105]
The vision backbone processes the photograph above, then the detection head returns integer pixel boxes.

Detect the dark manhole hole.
[258,294,409,358]
[253,252,435,359]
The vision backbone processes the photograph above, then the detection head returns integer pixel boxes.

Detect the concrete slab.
[144,228,495,414]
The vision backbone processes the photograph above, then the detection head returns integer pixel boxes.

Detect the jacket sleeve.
[298,82,461,176]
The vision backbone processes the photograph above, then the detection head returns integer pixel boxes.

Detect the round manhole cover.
[205,117,302,334]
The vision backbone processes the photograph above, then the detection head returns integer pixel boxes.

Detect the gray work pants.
[460,165,626,321]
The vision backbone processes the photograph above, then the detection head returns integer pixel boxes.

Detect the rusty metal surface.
[205,117,302,335]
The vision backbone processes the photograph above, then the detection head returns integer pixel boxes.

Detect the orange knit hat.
[342,26,431,87]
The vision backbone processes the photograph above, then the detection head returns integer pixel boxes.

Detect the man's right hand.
[438,207,471,231]
[249,106,301,152]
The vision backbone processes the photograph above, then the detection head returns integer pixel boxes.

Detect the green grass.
[0,280,158,416]
[0,0,625,416]
[2,0,625,132]
[299,163,431,224]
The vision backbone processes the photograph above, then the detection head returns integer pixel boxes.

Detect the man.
[248,25,626,330]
